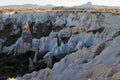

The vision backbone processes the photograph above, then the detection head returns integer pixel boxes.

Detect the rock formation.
[16,35,120,80]
[0,11,120,80]
[2,22,32,55]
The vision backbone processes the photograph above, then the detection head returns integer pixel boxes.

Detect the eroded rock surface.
[17,35,120,80]
[0,12,120,80]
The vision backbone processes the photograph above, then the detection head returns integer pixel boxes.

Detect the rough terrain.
[0,11,120,80]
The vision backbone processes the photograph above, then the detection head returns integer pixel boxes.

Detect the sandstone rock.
[30,71,38,77]
[112,72,120,79]
[2,22,33,55]
[23,73,32,80]
[30,77,41,80]
[71,26,83,34]
[35,68,53,80]
[51,35,120,80]
[75,41,83,50]
[92,42,105,58]
[1,12,120,80]
[58,27,71,38]
[16,77,23,80]
[54,16,66,27]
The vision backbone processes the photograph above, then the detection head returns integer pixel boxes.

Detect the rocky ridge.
[0,12,120,80]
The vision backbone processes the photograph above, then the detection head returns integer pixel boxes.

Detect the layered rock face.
[0,12,120,80]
